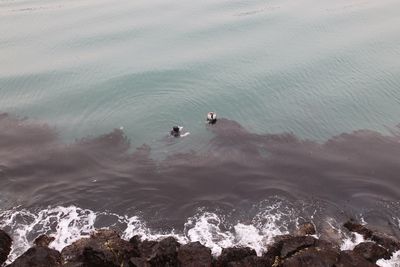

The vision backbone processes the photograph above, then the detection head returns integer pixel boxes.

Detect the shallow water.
[1,0,400,264]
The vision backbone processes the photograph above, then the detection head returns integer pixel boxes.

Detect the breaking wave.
[0,204,287,262]
[1,205,399,266]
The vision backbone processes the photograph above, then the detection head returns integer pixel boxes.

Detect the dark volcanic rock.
[336,251,378,267]
[262,235,316,266]
[8,234,60,267]
[7,246,61,267]
[314,239,340,252]
[0,230,12,266]
[343,220,373,238]
[215,247,257,267]
[4,222,399,267]
[263,234,340,267]
[318,221,342,247]
[177,242,212,267]
[129,256,146,267]
[294,222,316,236]
[138,240,158,259]
[146,237,180,267]
[129,235,142,251]
[371,232,400,254]
[34,235,55,247]
[281,247,339,267]
[353,242,391,263]
[263,241,283,267]
[343,220,400,254]
[61,229,139,267]
[279,236,316,258]
[227,255,271,267]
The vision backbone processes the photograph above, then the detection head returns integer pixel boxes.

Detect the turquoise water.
[1,0,400,150]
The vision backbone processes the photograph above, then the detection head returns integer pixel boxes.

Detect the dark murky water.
[0,114,399,243]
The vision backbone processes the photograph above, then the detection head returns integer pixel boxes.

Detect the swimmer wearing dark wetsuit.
[170,126,180,137]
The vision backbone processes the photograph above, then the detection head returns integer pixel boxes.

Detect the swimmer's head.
[171,126,181,137]
[207,112,217,124]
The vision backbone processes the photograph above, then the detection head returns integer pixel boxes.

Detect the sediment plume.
[0,113,400,265]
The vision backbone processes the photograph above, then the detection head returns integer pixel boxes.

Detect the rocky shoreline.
[0,220,399,267]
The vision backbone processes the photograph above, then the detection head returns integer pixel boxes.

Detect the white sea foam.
[182,204,288,256]
[180,132,190,137]
[233,223,264,255]
[377,250,400,267]
[123,209,285,256]
[184,212,234,255]
[0,204,289,262]
[0,206,97,263]
[1,205,399,266]
[337,217,400,266]
[121,214,187,245]
[340,232,365,250]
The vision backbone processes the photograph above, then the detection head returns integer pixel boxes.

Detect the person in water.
[207,112,217,124]
[170,126,190,138]
[170,126,180,137]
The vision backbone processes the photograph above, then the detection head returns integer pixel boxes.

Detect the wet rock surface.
[281,247,339,267]
[215,247,257,267]
[343,220,373,238]
[370,232,400,254]
[7,235,61,267]
[2,220,400,266]
[177,242,212,267]
[336,251,378,267]
[61,229,139,267]
[279,235,317,258]
[0,230,12,266]
[294,222,316,236]
[146,236,180,267]
[344,220,400,254]
[7,246,62,267]
[353,242,391,263]
[34,235,55,247]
